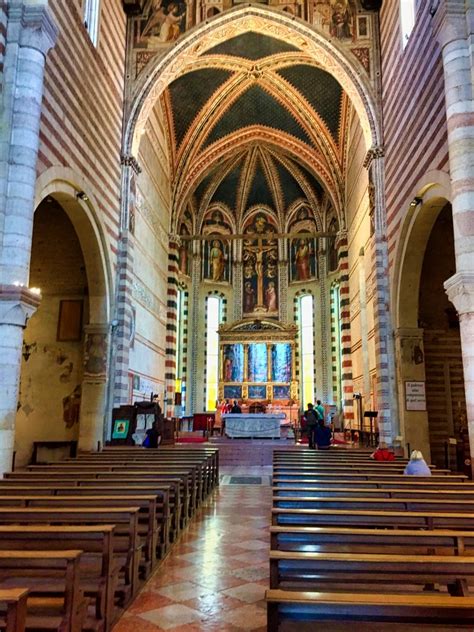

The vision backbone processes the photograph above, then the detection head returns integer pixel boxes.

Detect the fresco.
[224,385,242,399]
[271,343,292,383]
[243,215,278,317]
[291,237,317,281]
[223,344,244,382]
[134,0,187,49]
[273,384,290,399]
[203,237,230,282]
[248,343,268,382]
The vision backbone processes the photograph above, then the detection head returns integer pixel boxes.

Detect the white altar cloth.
[223,413,285,439]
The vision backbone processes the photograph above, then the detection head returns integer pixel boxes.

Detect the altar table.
[223,413,285,439]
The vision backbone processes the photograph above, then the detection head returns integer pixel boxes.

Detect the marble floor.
[112,466,272,632]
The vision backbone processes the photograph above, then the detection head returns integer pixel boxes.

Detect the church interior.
[1,0,474,629]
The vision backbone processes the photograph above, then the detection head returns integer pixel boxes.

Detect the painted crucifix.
[242,215,278,316]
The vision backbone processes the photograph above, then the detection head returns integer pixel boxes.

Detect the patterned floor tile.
[222,582,267,603]
[138,604,203,629]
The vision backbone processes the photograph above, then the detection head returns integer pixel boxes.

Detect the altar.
[223,413,285,439]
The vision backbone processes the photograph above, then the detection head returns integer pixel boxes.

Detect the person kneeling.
[370,442,395,461]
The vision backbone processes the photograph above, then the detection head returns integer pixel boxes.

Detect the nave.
[113,467,271,632]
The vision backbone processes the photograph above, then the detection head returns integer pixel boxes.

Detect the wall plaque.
[405,381,426,411]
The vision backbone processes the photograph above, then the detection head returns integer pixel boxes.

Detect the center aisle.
[113,466,271,632]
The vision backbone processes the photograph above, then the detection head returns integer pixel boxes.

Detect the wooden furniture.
[0,588,28,632]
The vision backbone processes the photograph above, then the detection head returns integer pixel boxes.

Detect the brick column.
[0,2,57,474]
[433,1,474,467]
[336,232,354,428]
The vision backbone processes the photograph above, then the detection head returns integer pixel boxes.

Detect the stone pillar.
[164,238,180,417]
[233,260,243,321]
[278,260,289,323]
[365,147,398,445]
[318,249,330,402]
[0,2,57,474]
[188,252,201,414]
[80,324,109,451]
[394,327,430,458]
[433,1,474,467]
[336,232,354,429]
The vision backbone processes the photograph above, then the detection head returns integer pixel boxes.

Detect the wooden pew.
[266,590,474,630]
[272,485,474,499]
[272,495,474,513]
[0,588,28,632]
[4,472,188,534]
[0,525,116,631]
[0,507,141,603]
[270,525,474,555]
[273,477,472,489]
[26,465,200,516]
[0,551,86,632]
[269,550,474,594]
[0,496,158,576]
[272,465,456,477]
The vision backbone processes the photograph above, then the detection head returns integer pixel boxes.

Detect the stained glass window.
[300,294,315,406]
[205,296,220,411]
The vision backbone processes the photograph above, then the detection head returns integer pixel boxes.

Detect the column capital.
[0,285,40,327]
[8,1,58,55]
[431,0,468,48]
[363,145,385,170]
[444,271,474,316]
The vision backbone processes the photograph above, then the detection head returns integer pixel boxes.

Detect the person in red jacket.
[370,442,395,461]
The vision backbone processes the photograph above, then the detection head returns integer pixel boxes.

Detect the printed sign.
[405,381,426,411]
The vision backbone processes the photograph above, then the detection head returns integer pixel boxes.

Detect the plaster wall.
[16,202,87,466]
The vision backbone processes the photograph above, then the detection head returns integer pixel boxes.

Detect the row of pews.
[265,448,474,630]
[0,445,218,632]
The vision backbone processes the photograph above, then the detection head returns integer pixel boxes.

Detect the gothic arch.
[124,4,380,160]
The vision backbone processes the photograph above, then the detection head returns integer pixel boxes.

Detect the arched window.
[299,294,315,406]
[205,296,221,411]
[400,0,416,48]
[83,0,101,46]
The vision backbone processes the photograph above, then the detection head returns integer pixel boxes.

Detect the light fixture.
[76,191,89,202]
[410,197,423,208]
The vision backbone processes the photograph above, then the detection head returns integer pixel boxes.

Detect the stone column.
[188,253,201,414]
[80,324,110,451]
[365,148,398,445]
[278,260,289,323]
[233,260,243,321]
[164,238,180,417]
[0,2,57,474]
[433,1,474,467]
[336,232,354,429]
[394,327,430,457]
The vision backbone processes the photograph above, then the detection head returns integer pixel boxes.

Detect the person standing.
[231,400,242,414]
[315,399,325,424]
[304,403,319,449]
[315,419,331,450]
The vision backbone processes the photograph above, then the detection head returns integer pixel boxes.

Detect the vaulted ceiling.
[159,30,352,231]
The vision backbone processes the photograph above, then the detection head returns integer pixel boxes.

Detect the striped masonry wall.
[37,0,126,256]
[330,281,342,407]
[0,2,6,78]
[380,0,449,263]
[113,233,134,405]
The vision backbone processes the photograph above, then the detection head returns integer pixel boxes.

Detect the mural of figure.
[244,281,256,313]
[84,334,107,376]
[141,0,166,40]
[265,281,278,312]
[179,243,188,275]
[224,351,233,381]
[210,239,225,281]
[295,239,311,281]
[331,2,353,39]
[159,3,185,42]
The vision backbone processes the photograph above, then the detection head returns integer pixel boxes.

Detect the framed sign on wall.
[405,381,426,411]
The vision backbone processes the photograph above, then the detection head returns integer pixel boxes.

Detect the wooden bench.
[272,467,458,478]
[272,494,474,513]
[270,525,474,555]
[0,588,28,632]
[272,485,474,499]
[273,477,473,489]
[0,550,86,632]
[4,472,188,535]
[266,590,474,630]
[0,525,116,631]
[0,496,159,577]
[0,507,141,603]
[269,550,474,595]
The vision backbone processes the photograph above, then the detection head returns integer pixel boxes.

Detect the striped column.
[434,1,474,466]
[336,232,354,429]
[0,2,57,475]
[366,149,398,445]
[164,238,180,417]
